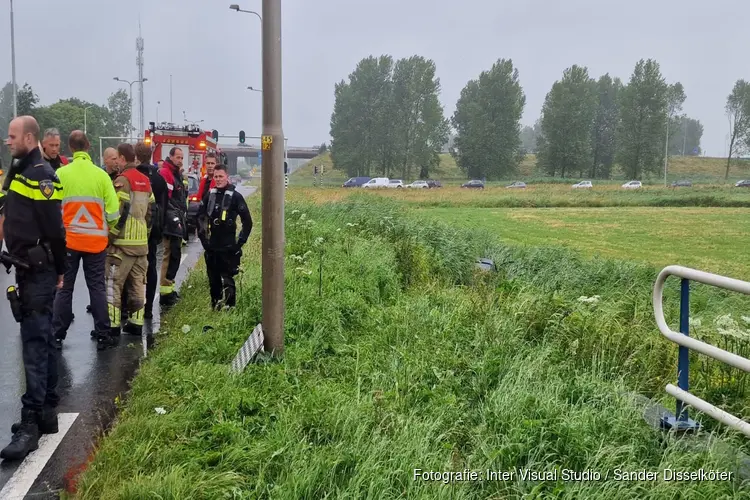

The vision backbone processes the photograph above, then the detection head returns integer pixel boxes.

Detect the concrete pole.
[261,0,284,355]
[10,0,17,118]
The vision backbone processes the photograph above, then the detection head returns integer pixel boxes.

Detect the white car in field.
[387,179,404,188]
[572,181,592,189]
[622,180,642,189]
[408,180,429,188]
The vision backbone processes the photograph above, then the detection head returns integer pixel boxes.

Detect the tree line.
[0,81,132,165]
[329,56,708,181]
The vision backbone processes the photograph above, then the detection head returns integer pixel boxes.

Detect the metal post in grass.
[676,278,690,422]
[661,277,700,432]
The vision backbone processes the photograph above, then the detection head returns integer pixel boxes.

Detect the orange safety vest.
[61,197,110,253]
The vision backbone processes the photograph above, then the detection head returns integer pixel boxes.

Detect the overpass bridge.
[216,139,319,174]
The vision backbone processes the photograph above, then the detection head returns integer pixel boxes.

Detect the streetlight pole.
[156,100,160,123]
[231,2,284,355]
[84,105,94,135]
[114,77,148,140]
[261,0,284,356]
[10,0,17,118]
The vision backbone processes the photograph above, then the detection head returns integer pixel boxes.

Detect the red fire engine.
[144,122,223,177]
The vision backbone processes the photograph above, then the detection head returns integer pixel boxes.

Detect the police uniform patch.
[39,179,54,199]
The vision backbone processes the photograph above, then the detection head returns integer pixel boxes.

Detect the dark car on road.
[426,179,442,188]
[461,179,485,189]
[735,180,750,187]
[671,179,692,187]
[186,173,201,236]
[343,176,371,187]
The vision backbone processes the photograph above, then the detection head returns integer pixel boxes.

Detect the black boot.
[160,292,179,307]
[11,405,58,435]
[144,306,153,320]
[1,409,40,461]
[97,329,119,351]
[122,323,142,336]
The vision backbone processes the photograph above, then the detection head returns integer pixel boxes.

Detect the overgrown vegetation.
[71,195,750,498]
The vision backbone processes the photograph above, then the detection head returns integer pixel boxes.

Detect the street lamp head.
[113,77,120,81]
[142,78,148,83]
[229,4,240,11]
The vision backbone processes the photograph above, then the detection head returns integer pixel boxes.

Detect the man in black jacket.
[1,116,67,461]
[197,164,252,309]
[135,142,168,319]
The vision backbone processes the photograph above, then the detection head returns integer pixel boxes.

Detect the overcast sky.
[0,0,744,155]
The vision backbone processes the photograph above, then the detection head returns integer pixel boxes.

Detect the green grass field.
[421,206,750,279]
[71,190,750,498]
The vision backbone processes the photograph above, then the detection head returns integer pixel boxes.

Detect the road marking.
[180,253,188,265]
[0,413,79,500]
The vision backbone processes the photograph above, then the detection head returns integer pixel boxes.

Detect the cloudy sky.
[0,0,744,155]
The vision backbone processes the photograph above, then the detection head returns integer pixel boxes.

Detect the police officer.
[1,116,67,461]
[197,163,252,309]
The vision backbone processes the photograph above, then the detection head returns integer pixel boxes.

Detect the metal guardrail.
[653,265,750,436]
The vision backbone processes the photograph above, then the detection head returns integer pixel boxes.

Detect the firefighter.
[1,116,67,461]
[197,152,217,200]
[135,142,167,319]
[53,131,120,350]
[107,143,154,336]
[158,147,187,307]
[197,163,252,309]
[40,128,68,170]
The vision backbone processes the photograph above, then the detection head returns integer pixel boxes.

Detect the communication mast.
[136,20,145,138]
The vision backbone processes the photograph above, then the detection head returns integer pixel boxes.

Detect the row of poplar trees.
[329,56,702,181]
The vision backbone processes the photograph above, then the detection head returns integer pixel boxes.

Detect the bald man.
[103,147,119,180]
[2,116,66,460]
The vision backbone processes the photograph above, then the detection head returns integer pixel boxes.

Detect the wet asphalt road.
[0,186,255,498]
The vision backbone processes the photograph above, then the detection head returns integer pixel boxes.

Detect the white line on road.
[180,253,188,265]
[0,413,79,500]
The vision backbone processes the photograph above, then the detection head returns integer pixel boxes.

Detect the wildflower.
[577,295,600,305]
[688,317,702,329]
[742,316,750,325]
[300,213,307,220]
[314,237,324,246]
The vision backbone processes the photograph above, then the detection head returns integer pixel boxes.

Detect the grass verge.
[71,195,750,499]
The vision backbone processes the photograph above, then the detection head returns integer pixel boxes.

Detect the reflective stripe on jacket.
[56,151,120,253]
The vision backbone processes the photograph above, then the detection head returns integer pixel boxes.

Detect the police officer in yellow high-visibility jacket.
[1,116,67,461]
[53,131,120,350]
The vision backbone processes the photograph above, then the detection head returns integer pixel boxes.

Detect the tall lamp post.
[113,76,148,140]
[83,105,94,134]
[10,0,17,117]
[231,2,284,356]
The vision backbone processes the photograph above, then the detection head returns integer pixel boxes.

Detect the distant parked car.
[622,180,642,189]
[362,177,389,188]
[462,180,485,189]
[506,181,526,189]
[408,180,429,188]
[572,181,593,189]
[387,179,404,188]
[671,179,692,187]
[426,180,442,188]
[343,176,371,188]
[735,180,750,187]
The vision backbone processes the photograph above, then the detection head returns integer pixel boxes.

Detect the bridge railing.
[653,265,750,436]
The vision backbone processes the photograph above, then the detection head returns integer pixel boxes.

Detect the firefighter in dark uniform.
[196,163,252,309]
[1,116,67,461]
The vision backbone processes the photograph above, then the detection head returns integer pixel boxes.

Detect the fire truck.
[144,122,225,177]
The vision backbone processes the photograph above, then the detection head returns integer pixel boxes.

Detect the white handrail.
[666,384,750,437]
[653,265,750,372]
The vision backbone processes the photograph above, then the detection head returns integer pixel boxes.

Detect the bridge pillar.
[228,156,238,175]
